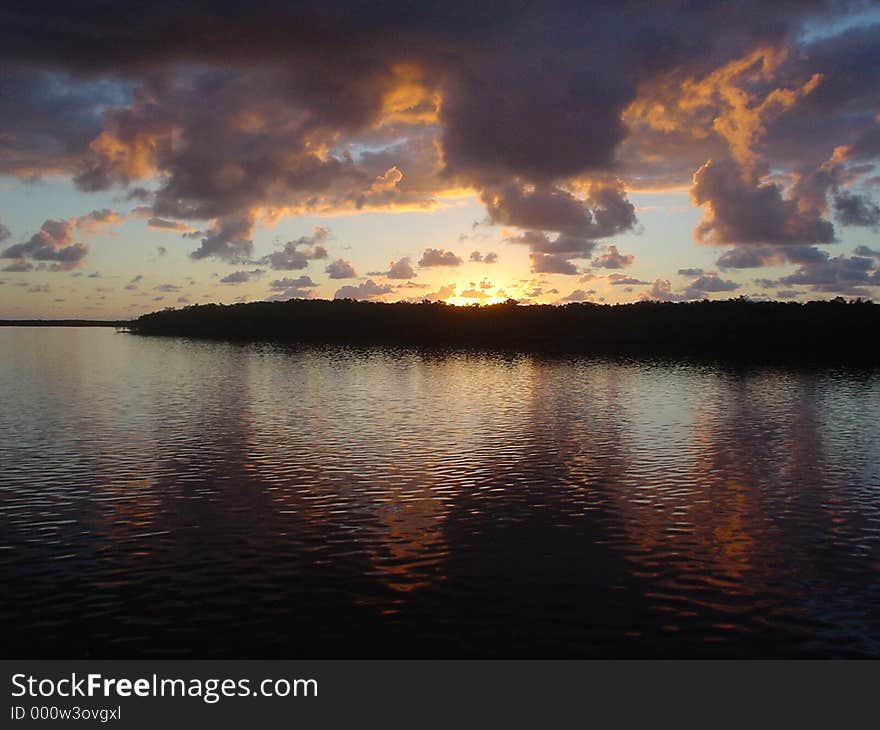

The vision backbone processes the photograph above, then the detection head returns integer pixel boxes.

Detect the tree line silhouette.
[126,296,879,361]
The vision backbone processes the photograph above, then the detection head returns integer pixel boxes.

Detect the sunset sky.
[1,1,880,319]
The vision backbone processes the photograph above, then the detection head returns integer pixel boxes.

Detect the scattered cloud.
[325,258,357,279]
[333,278,395,300]
[220,268,263,284]
[418,248,463,267]
[0,218,88,270]
[592,244,635,269]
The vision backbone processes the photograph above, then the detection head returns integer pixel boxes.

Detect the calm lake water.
[2,327,879,657]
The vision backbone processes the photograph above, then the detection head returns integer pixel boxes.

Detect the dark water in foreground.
[1,327,879,658]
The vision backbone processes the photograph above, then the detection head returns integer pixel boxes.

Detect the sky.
[1,0,879,319]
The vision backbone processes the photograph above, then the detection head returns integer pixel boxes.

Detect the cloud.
[270,276,318,291]
[608,274,648,286]
[528,253,579,275]
[190,213,256,261]
[325,258,357,279]
[465,250,501,266]
[592,244,634,269]
[483,180,636,239]
[333,278,395,300]
[73,208,124,234]
[0,2,878,301]
[559,289,591,302]
[508,230,601,275]
[460,288,488,299]
[640,271,741,301]
[775,252,879,295]
[257,227,330,270]
[677,268,704,277]
[0,218,88,270]
[220,269,263,284]
[833,192,880,227]
[418,248,462,267]
[641,279,687,302]
[148,217,191,232]
[423,283,456,301]
[715,243,829,269]
[853,245,880,258]
[268,275,320,300]
[384,257,417,279]
[691,159,836,247]
[682,272,741,297]
[498,184,636,273]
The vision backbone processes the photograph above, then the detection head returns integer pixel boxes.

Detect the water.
[1,327,879,658]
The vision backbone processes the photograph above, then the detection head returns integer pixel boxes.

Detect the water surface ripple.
[1,328,879,657]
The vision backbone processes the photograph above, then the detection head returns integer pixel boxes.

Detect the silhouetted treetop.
[129,297,878,360]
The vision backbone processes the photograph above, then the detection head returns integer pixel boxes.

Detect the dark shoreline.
[126,297,879,364]
[0,319,124,327]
